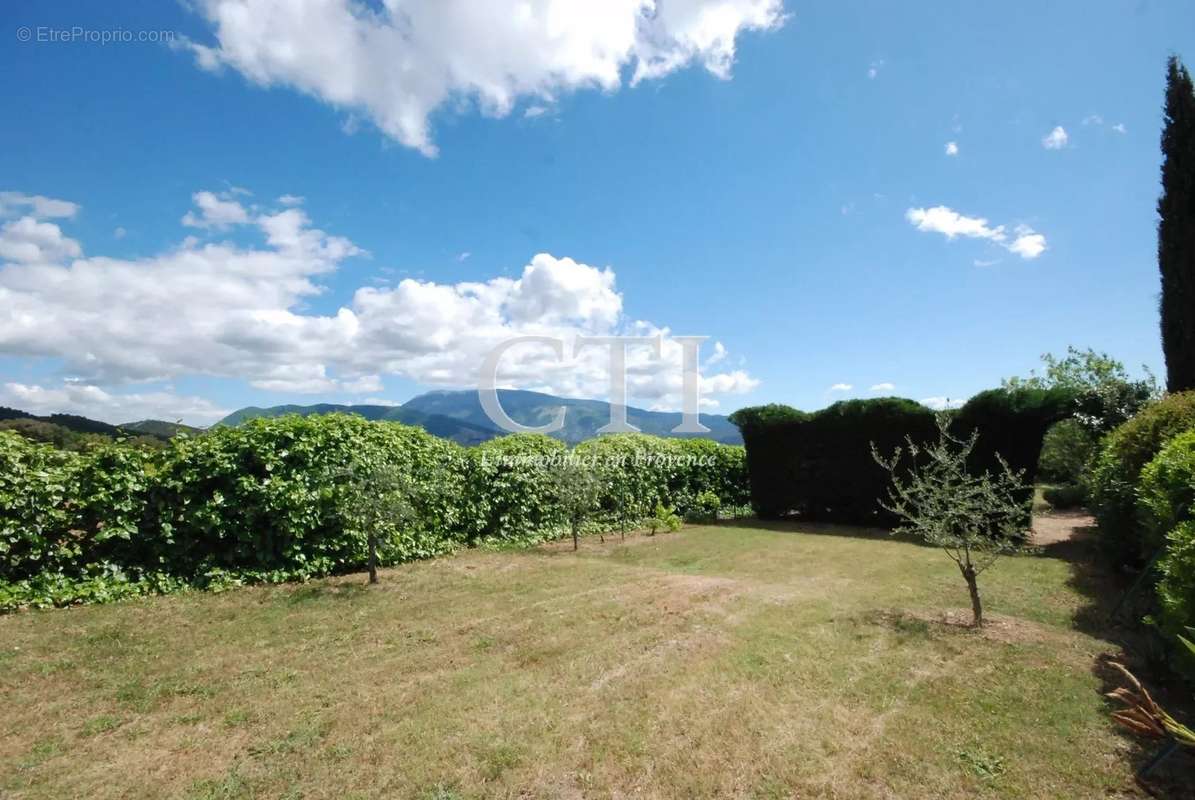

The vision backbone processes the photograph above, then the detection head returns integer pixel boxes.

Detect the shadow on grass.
[1033,520,1195,798]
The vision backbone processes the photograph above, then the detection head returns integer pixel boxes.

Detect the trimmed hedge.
[1137,430,1195,639]
[731,388,1074,526]
[0,416,749,609]
[1089,391,1195,564]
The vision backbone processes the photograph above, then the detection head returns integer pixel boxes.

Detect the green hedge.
[730,389,1071,526]
[1089,391,1195,565]
[1137,430,1195,639]
[0,416,749,610]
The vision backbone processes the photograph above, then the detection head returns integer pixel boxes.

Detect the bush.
[1089,391,1195,564]
[1,417,751,610]
[953,386,1077,489]
[1157,521,1195,640]
[1038,419,1099,485]
[468,434,568,543]
[1043,484,1087,510]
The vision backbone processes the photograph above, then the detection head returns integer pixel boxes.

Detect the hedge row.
[731,388,1075,526]
[1088,391,1195,565]
[0,415,748,609]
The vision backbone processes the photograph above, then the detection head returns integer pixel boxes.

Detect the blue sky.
[0,1,1191,424]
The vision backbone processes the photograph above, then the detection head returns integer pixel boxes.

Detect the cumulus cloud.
[0,188,758,422]
[1041,126,1068,150]
[1112,122,1126,134]
[944,141,959,156]
[906,206,1004,242]
[905,206,1047,261]
[185,0,785,156]
[0,216,83,265]
[869,382,894,392]
[0,192,79,220]
[0,381,229,426]
[920,396,963,411]
[829,383,852,392]
[182,190,251,229]
[1007,225,1046,259]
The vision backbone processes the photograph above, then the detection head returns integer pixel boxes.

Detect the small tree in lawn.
[551,459,601,551]
[872,415,1030,627]
[341,461,421,584]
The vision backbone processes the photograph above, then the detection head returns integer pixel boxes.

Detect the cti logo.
[478,334,710,435]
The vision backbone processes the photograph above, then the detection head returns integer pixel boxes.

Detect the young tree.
[872,416,1030,627]
[1159,56,1195,392]
[340,461,422,584]
[550,459,601,551]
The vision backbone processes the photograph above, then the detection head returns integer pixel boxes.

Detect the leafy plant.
[873,416,1030,627]
[648,502,682,536]
[549,460,601,551]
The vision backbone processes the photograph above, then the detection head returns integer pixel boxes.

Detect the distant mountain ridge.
[0,407,201,443]
[218,389,743,445]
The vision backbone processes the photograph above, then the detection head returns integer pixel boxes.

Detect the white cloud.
[1041,126,1068,150]
[905,206,1004,242]
[869,382,895,392]
[0,216,83,265]
[278,194,305,206]
[1007,225,1046,260]
[457,251,471,262]
[1112,122,1126,134]
[920,396,963,411]
[113,226,127,240]
[1082,114,1104,126]
[829,383,852,392]
[944,141,959,156]
[0,382,229,426]
[973,258,1001,268]
[186,0,785,156]
[524,105,549,119]
[867,59,884,79]
[181,190,251,229]
[905,206,1047,261]
[0,192,79,220]
[0,187,758,421]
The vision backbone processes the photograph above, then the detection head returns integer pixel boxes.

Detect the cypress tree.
[1159,56,1195,392]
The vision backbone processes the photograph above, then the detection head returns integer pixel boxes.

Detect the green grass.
[0,521,1187,798]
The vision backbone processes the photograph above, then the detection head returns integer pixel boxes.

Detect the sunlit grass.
[0,521,1175,798]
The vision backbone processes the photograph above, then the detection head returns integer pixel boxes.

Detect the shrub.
[0,432,81,583]
[1089,391,1195,564]
[729,404,809,519]
[468,434,567,543]
[1038,419,1099,485]
[1157,521,1195,640]
[1138,429,1195,553]
[648,502,682,535]
[1043,484,1087,510]
[953,386,1077,490]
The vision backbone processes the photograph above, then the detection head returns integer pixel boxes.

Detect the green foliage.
[0,416,749,610]
[0,432,80,583]
[1037,419,1099,485]
[469,434,568,543]
[1002,346,1158,433]
[1088,391,1195,564]
[549,459,602,549]
[648,502,682,535]
[1156,521,1195,641]
[690,490,722,522]
[1159,57,1195,393]
[1042,484,1086,510]
[873,416,1030,626]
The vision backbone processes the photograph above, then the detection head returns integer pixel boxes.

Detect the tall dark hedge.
[1159,56,1195,393]
[732,389,1074,526]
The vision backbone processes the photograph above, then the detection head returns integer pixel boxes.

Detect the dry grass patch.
[1,520,1188,798]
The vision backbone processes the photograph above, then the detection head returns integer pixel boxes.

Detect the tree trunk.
[961,563,982,626]
[572,522,579,551]
[367,534,378,585]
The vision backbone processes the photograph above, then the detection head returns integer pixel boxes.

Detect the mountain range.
[218,389,743,445]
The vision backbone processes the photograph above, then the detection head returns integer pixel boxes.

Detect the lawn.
[1,520,1189,799]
